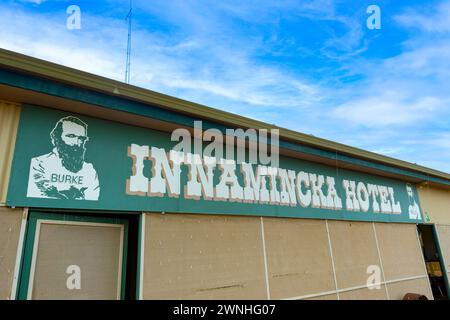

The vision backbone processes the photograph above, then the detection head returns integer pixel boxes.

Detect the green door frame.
[135,213,144,300]
[432,224,450,300]
[16,211,129,300]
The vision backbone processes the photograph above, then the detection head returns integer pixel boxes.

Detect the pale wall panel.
[387,278,433,300]
[0,100,21,205]
[143,213,266,299]
[304,294,338,300]
[374,223,427,281]
[339,286,387,300]
[31,223,123,300]
[0,207,22,299]
[328,220,381,289]
[417,186,450,225]
[263,218,335,299]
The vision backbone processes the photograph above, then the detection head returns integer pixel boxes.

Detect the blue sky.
[2,0,450,172]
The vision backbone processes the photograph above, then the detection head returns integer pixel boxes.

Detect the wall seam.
[9,207,28,300]
[283,274,428,300]
[372,222,390,300]
[325,220,340,300]
[260,216,271,300]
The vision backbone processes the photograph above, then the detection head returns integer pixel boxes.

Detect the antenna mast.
[125,0,132,84]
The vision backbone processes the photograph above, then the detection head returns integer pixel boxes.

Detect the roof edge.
[0,48,449,183]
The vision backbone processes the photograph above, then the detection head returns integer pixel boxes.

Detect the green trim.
[279,141,450,186]
[0,68,203,136]
[0,66,450,187]
[431,224,450,300]
[17,212,37,300]
[121,219,129,300]
[17,211,129,300]
[135,213,143,299]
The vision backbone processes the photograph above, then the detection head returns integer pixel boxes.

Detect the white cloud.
[395,1,450,33]
[2,1,450,172]
[382,41,450,82]
[332,93,443,127]
[17,0,47,4]
[0,4,323,113]
[328,2,450,129]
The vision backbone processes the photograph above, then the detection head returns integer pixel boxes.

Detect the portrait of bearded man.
[406,183,420,220]
[26,116,100,200]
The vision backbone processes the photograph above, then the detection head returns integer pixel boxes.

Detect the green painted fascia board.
[0,69,198,129]
[1,67,450,187]
[280,140,450,186]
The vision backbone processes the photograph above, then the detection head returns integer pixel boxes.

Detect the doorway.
[16,211,139,300]
[417,224,448,300]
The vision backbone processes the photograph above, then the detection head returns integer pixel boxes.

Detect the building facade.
[0,49,449,300]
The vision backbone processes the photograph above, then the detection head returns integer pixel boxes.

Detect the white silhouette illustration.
[26,116,100,200]
[406,183,420,220]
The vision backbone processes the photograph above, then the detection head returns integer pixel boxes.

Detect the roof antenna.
[125,0,132,84]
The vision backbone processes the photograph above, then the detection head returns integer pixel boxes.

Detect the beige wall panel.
[143,213,266,299]
[387,278,433,300]
[304,294,338,300]
[328,220,380,289]
[339,286,387,300]
[32,223,123,300]
[374,223,426,280]
[0,207,22,299]
[0,100,21,205]
[417,186,450,224]
[436,224,450,273]
[263,218,335,299]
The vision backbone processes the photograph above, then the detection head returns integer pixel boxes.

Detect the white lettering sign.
[126,144,408,218]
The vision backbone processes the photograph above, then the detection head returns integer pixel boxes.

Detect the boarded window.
[142,213,266,299]
[263,218,335,299]
[30,222,123,300]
